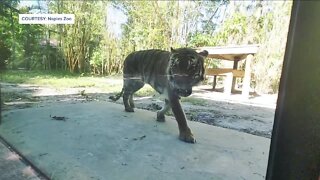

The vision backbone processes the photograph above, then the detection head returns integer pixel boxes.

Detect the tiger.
[109,47,208,143]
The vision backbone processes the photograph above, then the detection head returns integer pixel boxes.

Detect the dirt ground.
[1,79,277,139]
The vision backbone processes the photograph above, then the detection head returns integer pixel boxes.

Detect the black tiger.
[109,47,208,143]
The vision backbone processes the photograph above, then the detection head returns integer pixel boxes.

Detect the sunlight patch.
[22,166,37,177]
[6,152,21,161]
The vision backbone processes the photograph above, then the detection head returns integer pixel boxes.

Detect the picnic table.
[198,45,259,97]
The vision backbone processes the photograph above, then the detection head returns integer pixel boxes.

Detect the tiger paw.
[179,132,196,143]
[125,107,134,112]
[156,112,165,122]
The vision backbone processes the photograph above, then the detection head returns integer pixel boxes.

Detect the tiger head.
[168,47,208,97]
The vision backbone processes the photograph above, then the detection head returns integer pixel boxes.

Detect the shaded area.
[0,140,41,180]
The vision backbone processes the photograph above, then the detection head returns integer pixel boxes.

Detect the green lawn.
[1,70,95,87]
[1,70,207,104]
[0,70,156,96]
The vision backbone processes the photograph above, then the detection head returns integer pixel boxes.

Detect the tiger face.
[168,48,208,97]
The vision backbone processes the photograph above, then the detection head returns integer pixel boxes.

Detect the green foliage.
[0,40,11,70]
[117,1,211,50]
[1,1,292,94]
[0,2,47,70]
[90,30,125,75]
[119,1,171,50]
[91,49,105,69]
[252,2,292,93]
[214,13,248,44]
[47,1,108,73]
[188,33,217,47]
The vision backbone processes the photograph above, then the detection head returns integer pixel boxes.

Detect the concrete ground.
[0,140,41,180]
[0,101,270,180]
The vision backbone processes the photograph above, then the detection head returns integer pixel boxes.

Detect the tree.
[118,1,208,48]
[48,1,108,73]
[0,1,45,70]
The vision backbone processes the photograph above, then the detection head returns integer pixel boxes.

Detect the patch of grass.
[0,70,157,97]
[0,70,119,89]
[181,97,208,106]
[101,83,156,96]
[27,77,96,88]
[100,84,123,93]
[0,70,78,84]
[135,85,156,97]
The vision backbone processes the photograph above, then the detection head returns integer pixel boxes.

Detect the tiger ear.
[198,50,208,58]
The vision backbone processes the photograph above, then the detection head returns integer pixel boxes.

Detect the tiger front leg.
[169,93,196,143]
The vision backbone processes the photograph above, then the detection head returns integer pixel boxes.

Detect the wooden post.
[231,59,239,92]
[224,73,233,95]
[212,75,217,89]
[242,54,253,98]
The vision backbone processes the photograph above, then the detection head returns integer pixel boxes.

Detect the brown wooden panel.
[205,68,244,77]
[198,45,259,61]
[205,68,233,75]
[207,54,248,61]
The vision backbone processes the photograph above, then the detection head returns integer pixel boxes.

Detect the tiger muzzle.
[176,88,192,97]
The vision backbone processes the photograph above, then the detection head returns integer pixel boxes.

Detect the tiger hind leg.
[157,99,170,122]
[123,79,144,112]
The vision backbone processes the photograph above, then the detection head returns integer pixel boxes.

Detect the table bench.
[198,45,259,97]
[205,68,245,93]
